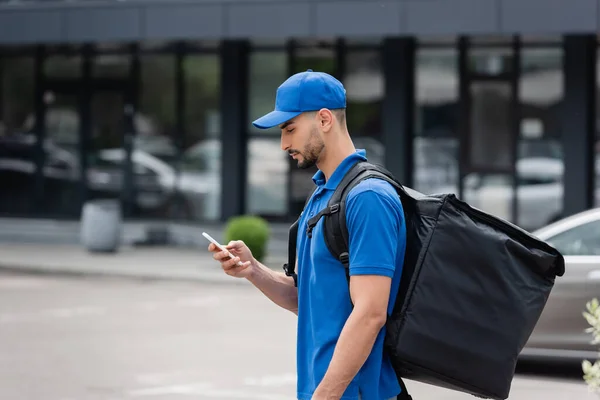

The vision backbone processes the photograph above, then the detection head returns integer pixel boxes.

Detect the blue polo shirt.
[295,149,407,400]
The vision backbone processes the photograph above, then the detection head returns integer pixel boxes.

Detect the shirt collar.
[312,149,368,190]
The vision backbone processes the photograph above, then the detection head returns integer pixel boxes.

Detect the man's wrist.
[246,258,261,280]
[312,385,343,400]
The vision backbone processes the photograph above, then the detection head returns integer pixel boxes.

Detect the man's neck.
[317,133,356,181]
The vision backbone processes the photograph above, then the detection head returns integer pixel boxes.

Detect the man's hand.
[208,240,255,279]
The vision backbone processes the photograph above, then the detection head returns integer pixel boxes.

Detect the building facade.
[0,0,598,233]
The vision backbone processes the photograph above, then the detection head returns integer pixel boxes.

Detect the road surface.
[0,272,595,400]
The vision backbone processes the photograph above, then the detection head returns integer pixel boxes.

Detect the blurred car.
[520,207,600,363]
[461,157,564,231]
[175,138,288,219]
[0,133,170,217]
[91,148,181,216]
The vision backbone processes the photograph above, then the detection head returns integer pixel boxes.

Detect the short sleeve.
[345,179,405,278]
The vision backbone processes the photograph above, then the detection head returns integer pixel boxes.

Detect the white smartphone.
[202,232,243,266]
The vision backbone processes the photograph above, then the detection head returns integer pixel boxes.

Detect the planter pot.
[80,199,122,253]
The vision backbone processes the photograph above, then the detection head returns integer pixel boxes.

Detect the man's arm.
[313,275,391,398]
[313,182,404,399]
[247,257,299,315]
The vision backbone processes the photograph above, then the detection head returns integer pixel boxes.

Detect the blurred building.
[0,0,598,232]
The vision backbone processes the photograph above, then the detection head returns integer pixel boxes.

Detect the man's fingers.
[222,255,244,269]
[208,243,226,253]
[224,262,251,276]
[213,250,232,261]
[226,240,244,250]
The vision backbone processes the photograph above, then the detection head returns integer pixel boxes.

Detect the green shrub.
[224,215,270,262]
[583,298,600,392]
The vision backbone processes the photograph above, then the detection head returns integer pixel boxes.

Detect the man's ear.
[317,108,334,132]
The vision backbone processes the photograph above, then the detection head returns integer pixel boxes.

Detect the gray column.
[220,40,249,221]
[382,37,415,187]
[562,35,596,217]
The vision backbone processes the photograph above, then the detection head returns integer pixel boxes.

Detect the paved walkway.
[0,242,288,285]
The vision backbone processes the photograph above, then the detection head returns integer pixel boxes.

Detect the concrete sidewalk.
[0,242,288,285]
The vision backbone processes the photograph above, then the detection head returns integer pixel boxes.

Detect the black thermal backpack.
[283,160,565,400]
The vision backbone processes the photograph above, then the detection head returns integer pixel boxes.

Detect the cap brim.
[252,110,302,129]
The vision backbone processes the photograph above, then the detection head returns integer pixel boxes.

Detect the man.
[209,70,407,400]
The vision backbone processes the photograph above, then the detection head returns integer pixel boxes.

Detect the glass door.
[460,38,519,225]
[88,86,144,219]
[38,80,138,219]
[39,85,84,217]
[87,90,128,210]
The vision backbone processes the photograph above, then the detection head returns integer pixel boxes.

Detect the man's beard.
[291,129,324,169]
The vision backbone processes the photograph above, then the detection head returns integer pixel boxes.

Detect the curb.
[0,255,288,286]
[0,263,252,286]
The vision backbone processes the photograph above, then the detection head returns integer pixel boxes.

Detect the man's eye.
[287,128,294,133]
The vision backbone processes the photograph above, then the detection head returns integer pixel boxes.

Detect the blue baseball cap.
[252,69,346,129]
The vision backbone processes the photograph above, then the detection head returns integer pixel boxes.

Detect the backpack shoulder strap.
[304,159,367,266]
[319,161,404,274]
[283,185,319,287]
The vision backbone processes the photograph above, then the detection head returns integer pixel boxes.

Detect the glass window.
[0,57,36,216]
[462,173,515,223]
[247,51,289,217]
[186,40,220,51]
[182,54,221,221]
[295,39,336,48]
[345,37,383,46]
[293,45,336,75]
[417,36,457,46]
[45,54,81,78]
[546,220,600,256]
[250,39,287,47]
[44,92,80,148]
[95,43,130,53]
[468,47,513,76]
[247,137,288,216]
[93,53,130,78]
[518,48,564,231]
[248,51,288,135]
[413,48,459,195]
[132,55,180,220]
[521,36,562,44]
[469,81,512,170]
[344,50,384,166]
[141,41,175,52]
[470,36,513,45]
[42,92,80,217]
[137,55,177,163]
[90,91,125,151]
[86,91,129,215]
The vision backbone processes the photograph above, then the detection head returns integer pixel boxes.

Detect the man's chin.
[297,160,315,170]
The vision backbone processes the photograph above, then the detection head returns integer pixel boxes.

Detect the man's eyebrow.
[280,121,293,130]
